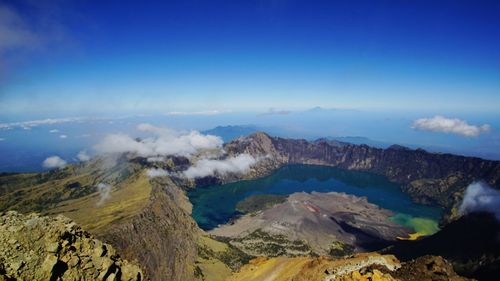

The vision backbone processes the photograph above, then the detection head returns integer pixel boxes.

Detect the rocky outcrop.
[394,255,470,281]
[227,253,469,281]
[225,132,500,221]
[0,211,142,281]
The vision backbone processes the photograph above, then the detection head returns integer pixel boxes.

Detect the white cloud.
[42,156,67,169]
[59,134,67,139]
[94,123,223,158]
[459,182,500,220]
[147,156,165,162]
[49,129,59,133]
[96,183,111,206]
[412,115,490,137]
[77,150,90,162]
[145,168,170,178]
[183,154,257,179]
[0,138,4,141]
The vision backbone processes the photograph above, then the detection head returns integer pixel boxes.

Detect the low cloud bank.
[146,168,170,178]
[165,110,224,116]
[412,115,490,137]
[0,117,88,130]
[42,156,67,169]
[183,154,257,179]
[258,108,291,116]
[96,183,111,206]
[459,182,500,219]
[94,123,223,158]
[77,151,90,162]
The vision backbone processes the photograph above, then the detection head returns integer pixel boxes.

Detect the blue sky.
[1,0,500,115]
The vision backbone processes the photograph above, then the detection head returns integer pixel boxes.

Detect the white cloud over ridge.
[412,115,490,137]
[183,154,257,179]
[42,156,67,169]
[77,150,90,162]
[459,182,500,220]
[146,168,170,178]
[94,123,223,158]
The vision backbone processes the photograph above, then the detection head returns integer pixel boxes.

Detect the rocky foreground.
[0,211,142,281]
[0,211,470,281]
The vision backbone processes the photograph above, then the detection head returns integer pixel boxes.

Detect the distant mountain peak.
[388,144,412,151]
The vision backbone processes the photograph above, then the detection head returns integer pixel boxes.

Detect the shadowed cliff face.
[97,184,200,281]
[385,212,500,281]
[224,132,500,221]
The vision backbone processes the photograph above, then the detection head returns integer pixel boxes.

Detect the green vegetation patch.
[233,229,312,257]
[235,194,287,214]
[328,241,354,257]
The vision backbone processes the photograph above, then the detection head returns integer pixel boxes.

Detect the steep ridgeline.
[0,157,239,281]
[224,132,500,221]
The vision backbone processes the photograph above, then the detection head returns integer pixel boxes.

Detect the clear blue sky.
[1,0,500,116]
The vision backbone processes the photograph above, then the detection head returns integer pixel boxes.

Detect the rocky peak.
[0,211,142,281]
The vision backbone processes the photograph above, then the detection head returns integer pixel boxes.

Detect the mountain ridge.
[225,132,500,222]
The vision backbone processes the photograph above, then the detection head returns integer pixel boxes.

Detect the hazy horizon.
[1,0,499,171]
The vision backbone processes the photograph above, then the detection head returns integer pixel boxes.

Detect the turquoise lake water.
[188,164,442,231]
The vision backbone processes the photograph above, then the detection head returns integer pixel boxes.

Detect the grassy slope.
[51,172,151,232]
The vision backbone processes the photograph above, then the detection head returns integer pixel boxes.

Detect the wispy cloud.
[0,1,71,82]
[42,155,66,168]
[0,4,41,54]
[49,129,59,133]
[412,115,490,137]
[183,154,257,179]
[59,134,67,139]
[96,183,111,206]
[94,123,223,158]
